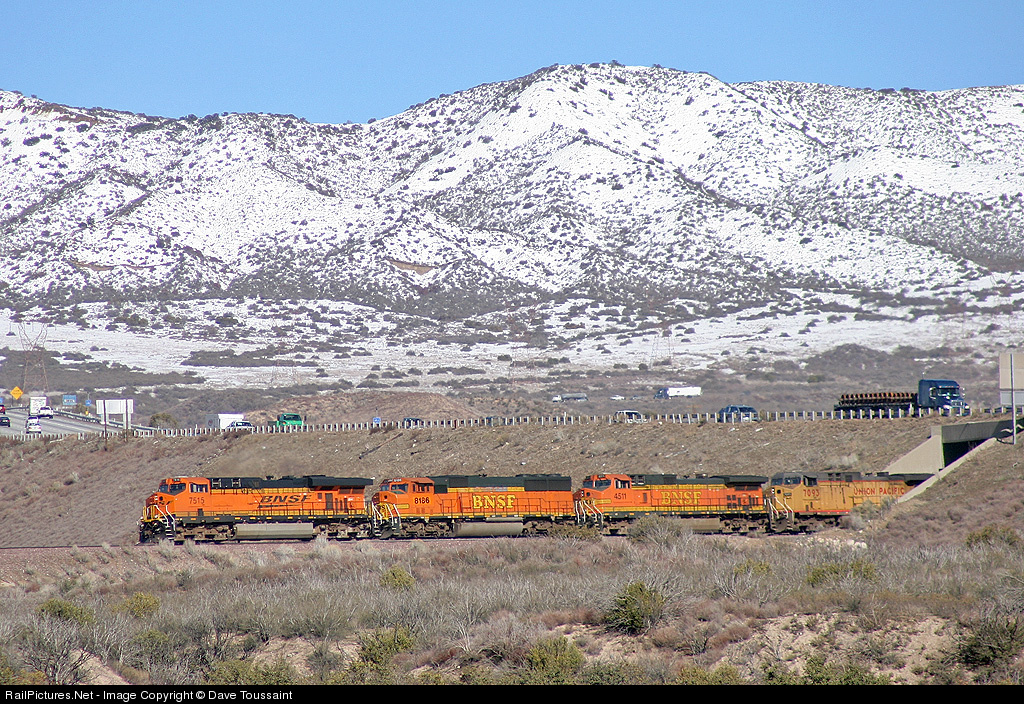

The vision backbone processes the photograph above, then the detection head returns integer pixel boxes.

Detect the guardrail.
[132,405,979,438]
[3,405,1011,443]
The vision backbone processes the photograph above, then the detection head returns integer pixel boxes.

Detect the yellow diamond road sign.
[11,387,23,400]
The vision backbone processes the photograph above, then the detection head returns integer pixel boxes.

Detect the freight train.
[138,470,931,543]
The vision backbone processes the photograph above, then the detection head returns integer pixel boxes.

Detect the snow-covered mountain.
[2,64,1023,392]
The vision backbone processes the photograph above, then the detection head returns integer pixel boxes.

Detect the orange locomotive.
[575,473,770,535]
[765,471,931,532]
[371,474,576,538]
[138,470,935,543]
[138,475,374,543]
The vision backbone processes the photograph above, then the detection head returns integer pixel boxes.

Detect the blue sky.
[3,1,1021,124]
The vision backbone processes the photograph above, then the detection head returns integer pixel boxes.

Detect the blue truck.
[834,379,970,415]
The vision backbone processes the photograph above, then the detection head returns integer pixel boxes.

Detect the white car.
[37,406,54,419]
[614,410,648,424]
[610,395,625,401]
[226,420,255,431]
[25,419,42,435]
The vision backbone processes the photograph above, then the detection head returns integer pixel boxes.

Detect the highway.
[0,407,106,438]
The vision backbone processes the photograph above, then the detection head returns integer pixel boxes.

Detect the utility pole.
[1012,352,1017,446]
[1001,351,1020,446]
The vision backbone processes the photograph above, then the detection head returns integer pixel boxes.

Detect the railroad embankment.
[0,414,998,548]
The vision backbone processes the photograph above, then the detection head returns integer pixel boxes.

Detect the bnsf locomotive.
[372,474,575,538]
[138,475,374,543]
[138,470,930,543]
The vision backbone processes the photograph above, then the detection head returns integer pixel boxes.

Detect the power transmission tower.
[19,324,49,394]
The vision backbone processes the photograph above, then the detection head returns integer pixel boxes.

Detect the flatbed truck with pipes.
[834,379,969,416]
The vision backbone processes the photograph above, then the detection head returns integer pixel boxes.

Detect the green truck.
[271,413,304,430]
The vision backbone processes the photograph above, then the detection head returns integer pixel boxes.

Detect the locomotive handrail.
[574,498,603,527]
[767,490,795,529]
[155,503,176,540]
[370,502,401,533]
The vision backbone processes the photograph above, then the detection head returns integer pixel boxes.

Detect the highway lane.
[0,407,106,438]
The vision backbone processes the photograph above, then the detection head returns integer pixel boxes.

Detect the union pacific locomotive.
[138,470,930,543]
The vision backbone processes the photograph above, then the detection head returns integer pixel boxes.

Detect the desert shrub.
[547,524,601,541]
[842,498,892,530]
[36,599,94,626]
[379,566,415,591]
[805,560,877,587]
[965,525,1021,549]
[801,655,891,684]
[518,636,584,684]
[580,661,650,685]
[307,643,346,682]
[17,619,90,684]
[358,626,415,665]
[734,558,772,576]
[149,412,179,429]
[676,664,745,685]
[605,581,666,634]
[762,656,890,685]
[952,614,1024,679]
[205,658,299,685]
[337,627,415,684]
[121,592,160,619]
[628,515,692,545]
[0,652,40,685]
[130,629,176,667]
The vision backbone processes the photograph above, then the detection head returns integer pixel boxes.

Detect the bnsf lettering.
[471,494,516,510]
[259,493,309,504]
[660,491,703,503]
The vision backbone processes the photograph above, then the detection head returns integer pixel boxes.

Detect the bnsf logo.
[661,491,703,502]
[471,494,516,510]
[260,493,309,504]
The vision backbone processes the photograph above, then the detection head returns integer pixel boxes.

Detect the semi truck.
[29,396,48,415]
[654,386,702,399]
[834,379,970,415]
[205,413,245,430]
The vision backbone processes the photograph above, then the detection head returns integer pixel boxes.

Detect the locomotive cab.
[373,477,436,508]
[144,477,209,513]
[577,474,632,499]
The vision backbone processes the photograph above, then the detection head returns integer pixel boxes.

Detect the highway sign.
[10,387,22,400]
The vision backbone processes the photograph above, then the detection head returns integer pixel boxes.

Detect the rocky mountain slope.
[3,64,1023,311]
[1,64,1022,395]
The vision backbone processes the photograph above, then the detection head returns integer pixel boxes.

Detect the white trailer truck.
[653,386,702,399]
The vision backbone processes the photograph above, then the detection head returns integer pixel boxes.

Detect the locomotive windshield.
[158,481,187,495]
[388,483,408,494]
[770,476,802,486]
[583,479,612,490]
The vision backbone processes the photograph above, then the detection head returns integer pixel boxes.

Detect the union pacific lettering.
[259,493,309,504]
[470,494,517,510]
[851,485,908,497]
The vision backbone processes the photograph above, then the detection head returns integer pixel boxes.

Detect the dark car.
[401,417,424,428]
[717,405,758,422]
[0,414,10,427]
